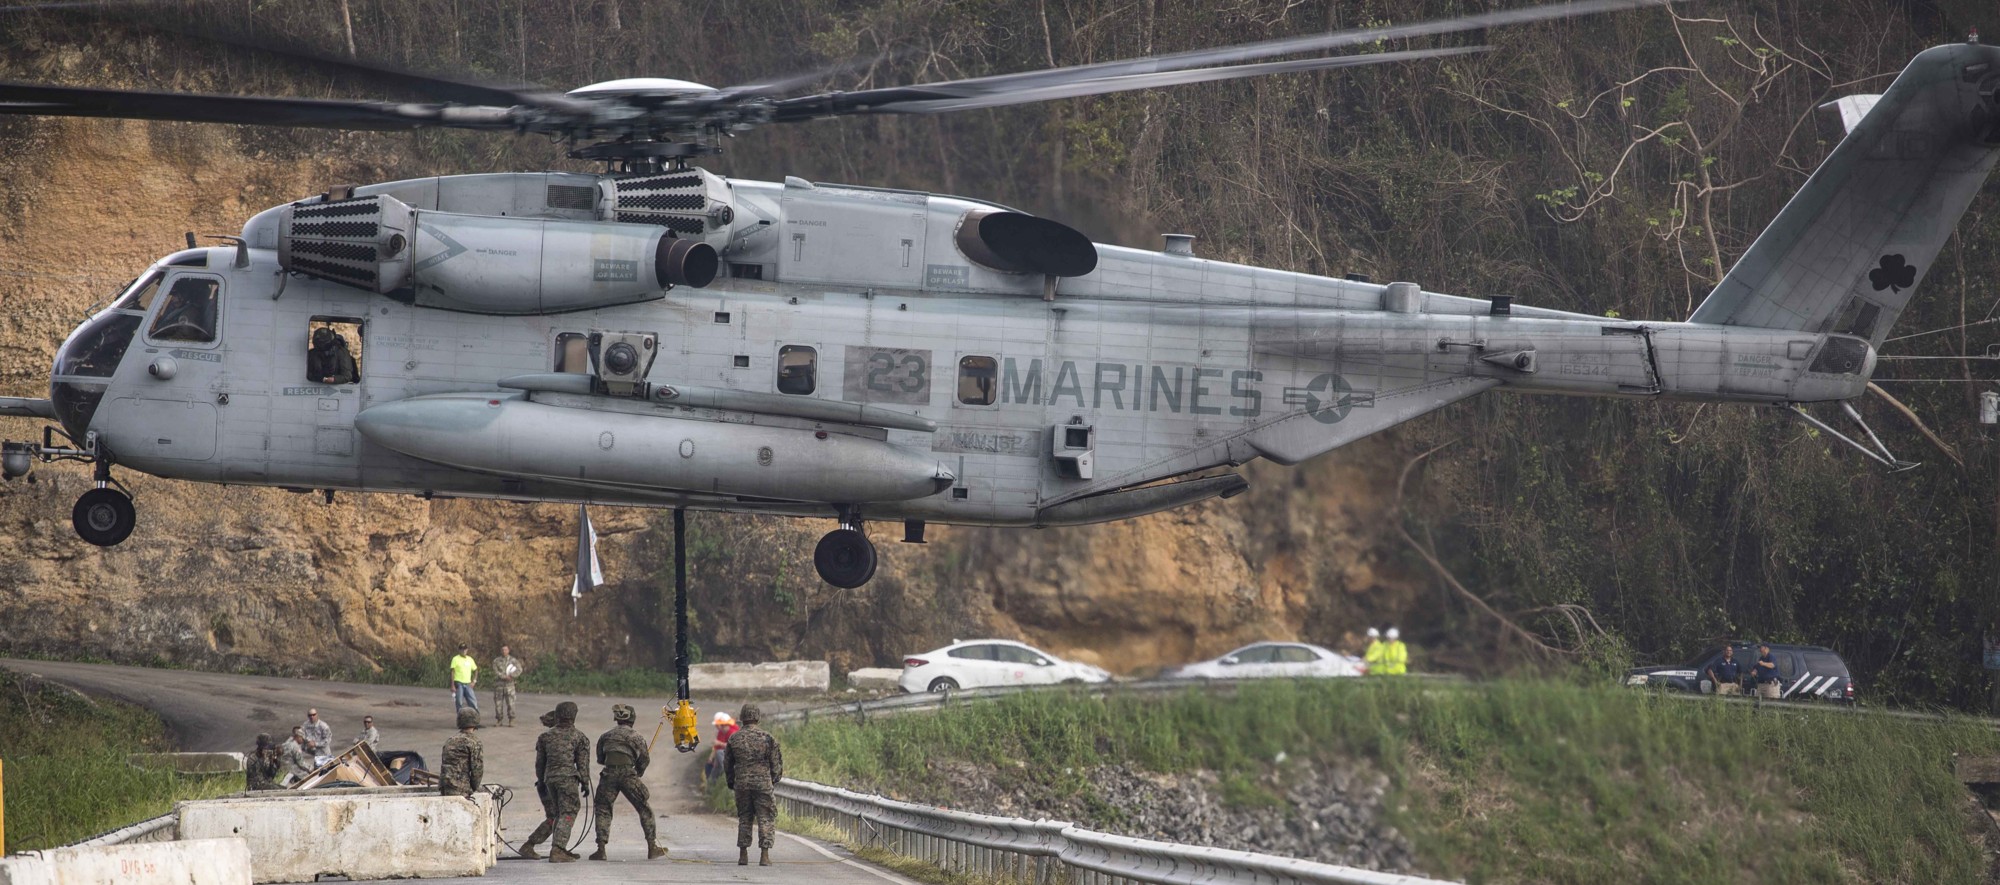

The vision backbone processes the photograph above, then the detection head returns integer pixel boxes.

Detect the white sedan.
[898,640,1111,693]
[1165,642,1367,680]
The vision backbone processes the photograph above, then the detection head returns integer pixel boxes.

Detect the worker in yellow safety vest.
[1362,627,1387,675]
[1380,627,1410,675]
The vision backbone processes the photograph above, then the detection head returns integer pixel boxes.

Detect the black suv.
[1624,643,1855,703]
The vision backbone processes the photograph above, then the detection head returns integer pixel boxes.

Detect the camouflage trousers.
[523,776,583,850]
[493,683,516,725]
[735,789,775,849]
[593,766,657,846]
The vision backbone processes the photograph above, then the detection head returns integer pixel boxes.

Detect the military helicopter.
[1,0,1995,594]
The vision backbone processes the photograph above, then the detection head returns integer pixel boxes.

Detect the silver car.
[1167,642,1367,680]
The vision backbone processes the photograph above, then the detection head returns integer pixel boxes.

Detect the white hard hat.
[1366,627,1380,638]
[1386,627,1401,640]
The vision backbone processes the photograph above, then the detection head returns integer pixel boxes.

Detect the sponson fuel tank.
[354,393,954,503]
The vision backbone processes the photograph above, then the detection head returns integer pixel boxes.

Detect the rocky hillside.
[0,116,1419,675]
[2,1,1998,704]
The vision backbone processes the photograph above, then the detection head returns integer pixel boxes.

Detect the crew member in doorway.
[1754,644,1783,700]
[356,715,381,750]
[1381,628,1410,676]
[1707,647,1743,696]
[449,645,479,716]
[247,733,283,791]
[591,704,665,860]
[517,710,563,860]
[439,709,484,797]
[492,645,523,727]
[307,327,357,385]
[1362,627,1385,675]
[727,703,783,866]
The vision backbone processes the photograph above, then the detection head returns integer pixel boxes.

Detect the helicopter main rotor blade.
[772,0,1669,121]
[836,46,1491,115]
[0,81,518,131]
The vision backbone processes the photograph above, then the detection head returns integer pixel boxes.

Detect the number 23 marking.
[865,352,928,393]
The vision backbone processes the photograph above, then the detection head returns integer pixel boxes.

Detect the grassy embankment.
[0,670,239,852]
[773,679,1999,884]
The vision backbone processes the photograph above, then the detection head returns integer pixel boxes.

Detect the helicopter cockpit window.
[306,318,363,385]
[958,355,997,405]
[112,272,164,312]
[777,345,817,395]
[554,332,591,373]
[146,276,220,343]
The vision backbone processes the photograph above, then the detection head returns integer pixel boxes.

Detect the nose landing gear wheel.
[72,487,135,546]
[813,528,877,588]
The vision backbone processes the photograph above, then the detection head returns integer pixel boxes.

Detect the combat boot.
[759,848,771,866]
[588,845,608,861]
[516,843,543,860]
[549,847,578,864]
[738,848,749,866]
[647,841,667,860]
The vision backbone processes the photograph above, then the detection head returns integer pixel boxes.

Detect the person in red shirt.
[705,711,739,786]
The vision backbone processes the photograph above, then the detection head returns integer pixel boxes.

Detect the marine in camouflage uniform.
[726,703,783,866]
[532,701,591,863]
[491,647,522,726]
[590,704,665,860]
[246,733,284,791]
[514,710,562,859]
[438,709,484,797]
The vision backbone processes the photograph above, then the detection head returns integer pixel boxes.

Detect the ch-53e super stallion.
[1,0,1995,591]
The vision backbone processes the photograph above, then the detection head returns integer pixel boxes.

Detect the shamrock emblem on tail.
[1869,254,1917,293]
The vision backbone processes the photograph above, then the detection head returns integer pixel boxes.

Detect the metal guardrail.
[774,779,1455,885]
[769,675,1465,727]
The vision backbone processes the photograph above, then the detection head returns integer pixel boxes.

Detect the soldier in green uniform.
[533,701,591,863]
[590,703,665,861]
[726,703,783,866]
[438,709,484,797]
[515,710,562,859]
[246,733,283,791]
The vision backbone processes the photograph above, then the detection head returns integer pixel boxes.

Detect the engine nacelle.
[278,194,717,314]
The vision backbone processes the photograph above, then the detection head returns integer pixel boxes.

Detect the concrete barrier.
[692,661,830,693]
[845,668,902,691]
[177,791,496,882]
[0,837,250,885]
[127,753,244,774]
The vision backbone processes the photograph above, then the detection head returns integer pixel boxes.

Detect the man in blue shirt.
[1753,644,1783,699]
[1706,647,1743,696]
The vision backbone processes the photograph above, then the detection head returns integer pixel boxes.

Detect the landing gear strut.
[813,508,877,588]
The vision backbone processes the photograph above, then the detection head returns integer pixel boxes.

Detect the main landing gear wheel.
[813,528,877,588]
[72,487,135,547]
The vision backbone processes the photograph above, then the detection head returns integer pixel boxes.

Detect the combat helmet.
[555,701,578,724]
[738,703,761,724]
[456,709,481,730]
[612,703,636,724]
[539,709,558,727]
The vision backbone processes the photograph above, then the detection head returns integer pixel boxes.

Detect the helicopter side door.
[101,271,226,465]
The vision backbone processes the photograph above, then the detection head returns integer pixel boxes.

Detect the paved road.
[2,659,913,884]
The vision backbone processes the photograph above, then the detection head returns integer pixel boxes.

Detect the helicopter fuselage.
[39,170,1872,532]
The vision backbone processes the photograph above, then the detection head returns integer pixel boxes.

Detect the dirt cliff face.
[0,117,1426,678]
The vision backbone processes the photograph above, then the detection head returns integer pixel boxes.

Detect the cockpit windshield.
[112,272,164,312]
[53,312,142,377]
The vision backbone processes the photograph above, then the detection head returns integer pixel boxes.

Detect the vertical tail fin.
[1688,43,2000,346]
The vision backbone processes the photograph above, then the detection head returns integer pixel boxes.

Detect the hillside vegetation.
[778,680,2000,884]
[0,670,239,851]
[0,1,1995,705]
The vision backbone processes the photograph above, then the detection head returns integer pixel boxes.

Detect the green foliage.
[779,680,2000,884]
[0,670,239,851]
